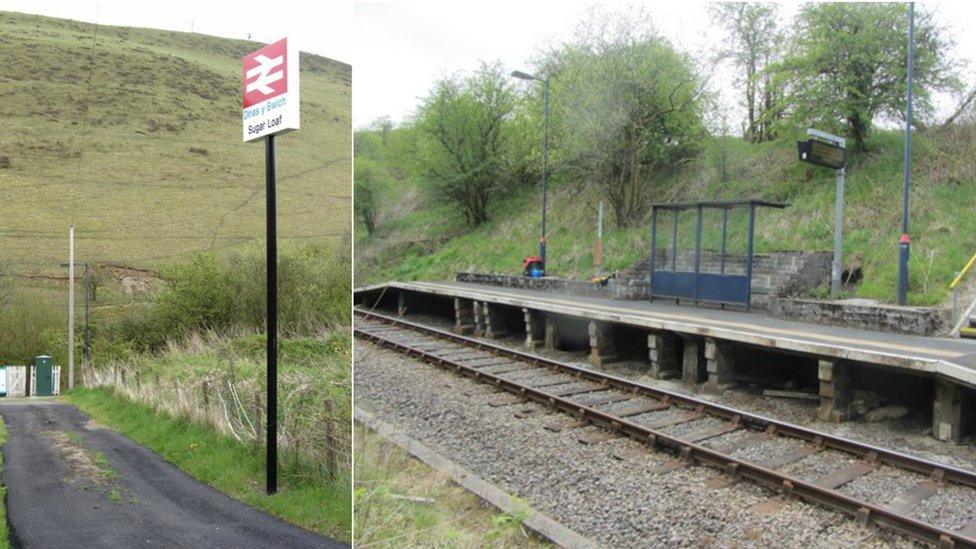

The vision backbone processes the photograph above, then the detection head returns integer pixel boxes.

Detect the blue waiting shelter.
[649,198,788,310]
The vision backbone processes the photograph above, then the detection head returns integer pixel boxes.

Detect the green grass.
[0,418,8,549]
[356,127,976,306]
[67,387,351,541]
[0,11,350,277]
[354,425,547,547]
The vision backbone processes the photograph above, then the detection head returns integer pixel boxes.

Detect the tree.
[544,8,708,228]
[775,3,959,152]
[354,160,379,236]
[414,62,517,226]
[710,2,782,142]
[86,269,104,302]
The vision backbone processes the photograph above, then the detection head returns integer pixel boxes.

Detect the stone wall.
[769,297,946,336]
[455,272,648,300]
[620,250,832,307]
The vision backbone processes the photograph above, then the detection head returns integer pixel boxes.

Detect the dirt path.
[0,400,345,548]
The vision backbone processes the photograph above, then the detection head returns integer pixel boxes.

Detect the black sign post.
[243,37,297,496]
[265,133,278,495]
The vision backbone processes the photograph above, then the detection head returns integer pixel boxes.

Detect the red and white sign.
[242,38,299,142]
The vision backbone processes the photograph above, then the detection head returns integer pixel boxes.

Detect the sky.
[4,0,353,63]
[354,0,976,130]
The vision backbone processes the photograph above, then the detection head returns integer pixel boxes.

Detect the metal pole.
[671,211,678,271]
[897,2,915,305]
[68,225,75,391]
[746,204,756,311]
[693,205,703,304]
[832,167,845,297]
[540,78,550,274]
[594,201,603,274]
[265,133,278,495]
[720,208,728,275]
[83,263,90,365]
[649,207,657,301]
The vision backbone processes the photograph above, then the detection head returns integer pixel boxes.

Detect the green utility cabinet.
[34,355,53,397]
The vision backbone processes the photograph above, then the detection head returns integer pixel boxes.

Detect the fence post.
[202,380,210,416]
[254,392,263,449]
[323,398,338,480]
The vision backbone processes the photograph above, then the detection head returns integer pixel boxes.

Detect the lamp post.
[512,70,550,274]
[897,2,916,305]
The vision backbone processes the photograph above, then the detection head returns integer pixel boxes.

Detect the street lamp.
[512,69,550,274]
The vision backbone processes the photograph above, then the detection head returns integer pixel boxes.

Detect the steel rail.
[356,308,976,548]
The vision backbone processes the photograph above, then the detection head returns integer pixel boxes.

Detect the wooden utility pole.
[68,225,75,390]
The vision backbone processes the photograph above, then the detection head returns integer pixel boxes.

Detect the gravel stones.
[356,341,922,547]
[839,466,924,505]
[912,483,976,531]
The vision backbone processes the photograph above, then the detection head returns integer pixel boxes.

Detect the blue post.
[897,2,915,305]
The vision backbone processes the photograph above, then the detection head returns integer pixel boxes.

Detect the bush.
[100,244,350,354]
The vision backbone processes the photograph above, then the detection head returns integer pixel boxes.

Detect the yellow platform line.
[407,282,965,360]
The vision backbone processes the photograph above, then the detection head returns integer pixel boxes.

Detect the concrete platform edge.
[372,281,976,389]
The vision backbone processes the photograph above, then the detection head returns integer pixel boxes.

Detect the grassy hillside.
[355,125,976,307]
[0,11,350,276]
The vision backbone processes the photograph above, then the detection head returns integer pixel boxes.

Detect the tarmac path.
[0,400,346,548]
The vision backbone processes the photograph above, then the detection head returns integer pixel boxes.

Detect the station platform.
[356,280,976,389]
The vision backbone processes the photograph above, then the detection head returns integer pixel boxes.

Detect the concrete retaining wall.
[770,298,946,336]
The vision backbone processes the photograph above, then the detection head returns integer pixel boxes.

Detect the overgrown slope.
[0,11,350,275]
[356,126,976,306]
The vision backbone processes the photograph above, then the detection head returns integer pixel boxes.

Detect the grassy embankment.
[354,425,548,547]
[355,127,976,306]
[66,329,352,541]
[0,10,351,364]
[0,419,8,549]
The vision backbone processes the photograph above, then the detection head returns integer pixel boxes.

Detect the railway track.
[355,308,976,548]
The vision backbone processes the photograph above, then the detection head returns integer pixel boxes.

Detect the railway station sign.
[242,38,300,142]
[797,129,845,169]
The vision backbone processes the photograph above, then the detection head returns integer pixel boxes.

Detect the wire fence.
[82,361,349,480]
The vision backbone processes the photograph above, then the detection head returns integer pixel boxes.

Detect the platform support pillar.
[648,332,679,379]
[588,321,618,367]
[681,337,705,385]
[523,308,544,349]
[933,379,963,443]
[397,292,408,316]
[453,298,475,335]
[817,360,852,422]
[705,338,735,393]
[472,301,486,337]
[483,303,509,339]
[544,315,561,351]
